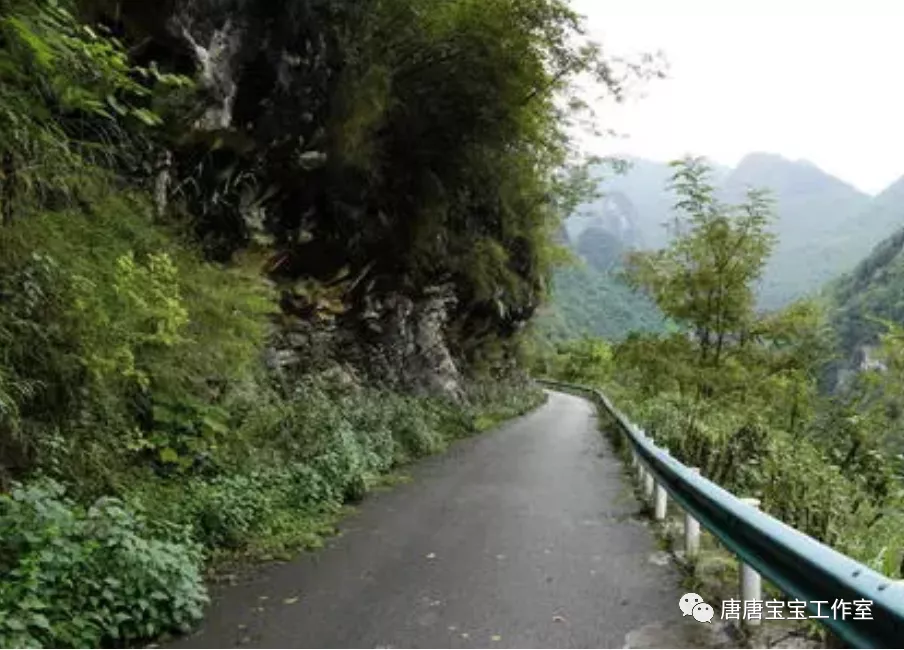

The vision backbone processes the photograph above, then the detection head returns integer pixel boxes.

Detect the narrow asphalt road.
[173,390,691,648]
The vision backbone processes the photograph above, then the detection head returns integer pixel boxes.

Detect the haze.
[572,0,904,195]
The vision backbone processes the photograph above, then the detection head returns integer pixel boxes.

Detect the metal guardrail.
[538,379,904,648]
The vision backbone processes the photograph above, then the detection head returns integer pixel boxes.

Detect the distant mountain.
[593,157,676,249]
[829,181,904,374]
[851,175,904,245]
[722,152,868,241]
[543,163,669,341]
[565,190,642,252]
[569,157,684,249]
[548,155,904,344]
[566,153,903,310]
[723,153,873,308]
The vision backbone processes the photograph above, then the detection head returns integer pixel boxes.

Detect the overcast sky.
[570,0,904,195]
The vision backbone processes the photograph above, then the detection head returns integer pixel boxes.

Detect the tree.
[624,156,775,396]
[555,336,613,385]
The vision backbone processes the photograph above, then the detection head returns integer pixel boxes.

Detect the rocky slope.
[83,0,574,397]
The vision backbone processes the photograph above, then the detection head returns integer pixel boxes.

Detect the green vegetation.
[0,480,206,648]
[537,264,666,342]
[829,208,904,382]
[0,0,602,645]
[537,157,904,582]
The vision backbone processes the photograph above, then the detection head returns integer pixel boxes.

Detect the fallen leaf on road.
[426,552,436,559]
[553,615,566,623]
[283,596,300,605]
[491,634,502,642]
[495,554,506,560]
[448,625,458,632]
[237,624,247,630]
[461,632,470,639]
[258,596,269,601]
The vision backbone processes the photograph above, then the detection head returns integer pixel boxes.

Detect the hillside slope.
[538,263,665,341]
[831,212,904,364]
[544,209,667,342]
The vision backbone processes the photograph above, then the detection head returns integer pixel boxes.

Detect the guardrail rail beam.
[538,379,904,648]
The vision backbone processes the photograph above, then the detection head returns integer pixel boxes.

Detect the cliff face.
[267,285,464,399]
[86,0,557,398]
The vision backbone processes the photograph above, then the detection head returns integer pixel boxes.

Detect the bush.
[120,376,545,562]
[0,196,272,489]
[462,376,546,431]
[0,480,207,648]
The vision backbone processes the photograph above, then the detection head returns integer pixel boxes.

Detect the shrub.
[0,196,272,489]
[120,376,545,561]
[0,479,207,648]
[461,376,545,431]
[387,396,447,458]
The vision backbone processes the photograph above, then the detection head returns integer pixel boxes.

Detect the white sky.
[570,0,904,194]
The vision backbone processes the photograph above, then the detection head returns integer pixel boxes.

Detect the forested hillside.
[537,264,665,341]
[540,214,666,341]
[0,0,638,645]
[829,192,904,382]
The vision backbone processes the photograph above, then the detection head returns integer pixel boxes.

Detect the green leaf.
[106,94,127,116]
[131,107,161,126]
[4,619,26,632]
[201,416,229,435]
[29,614,51,631]
[159,447,180,464]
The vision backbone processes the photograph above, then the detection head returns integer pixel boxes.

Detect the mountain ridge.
[568,152,904,310]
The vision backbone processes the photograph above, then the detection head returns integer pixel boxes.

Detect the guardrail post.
[654,447,669,520]
[739,497,763,626]
[654,481,668,520]
[684,468,701,559]
[643,467,655,501]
